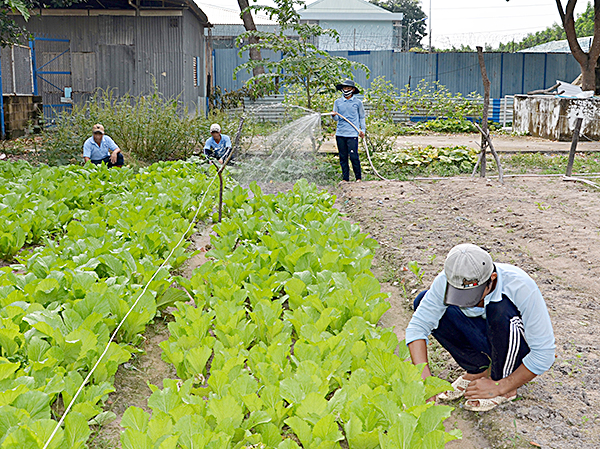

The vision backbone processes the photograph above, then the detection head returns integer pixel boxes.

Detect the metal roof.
[299,0,403,21]
[195,2,277,26]
[520,36,593,53]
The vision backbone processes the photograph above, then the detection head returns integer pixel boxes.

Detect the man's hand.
[464,377,501,400]
[331,111,338,117]
[110,151,118,164]
[359,131,365,138]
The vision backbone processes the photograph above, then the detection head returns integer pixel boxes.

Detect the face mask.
[342,89,353,98]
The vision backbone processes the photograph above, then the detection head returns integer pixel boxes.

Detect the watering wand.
[321,111,388,181]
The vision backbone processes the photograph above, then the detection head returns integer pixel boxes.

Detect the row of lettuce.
[0,161,219,448]
[0,160,459,448]
[119,181,461,449]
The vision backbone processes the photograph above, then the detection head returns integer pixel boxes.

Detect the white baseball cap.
[210,123,221,133]
[444,243,494,307]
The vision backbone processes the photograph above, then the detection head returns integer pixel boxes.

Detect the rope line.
[42,169,219,449]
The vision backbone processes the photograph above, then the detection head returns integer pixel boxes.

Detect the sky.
[195,0,590,49]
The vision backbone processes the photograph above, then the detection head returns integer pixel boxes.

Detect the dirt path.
[339,177,600,448]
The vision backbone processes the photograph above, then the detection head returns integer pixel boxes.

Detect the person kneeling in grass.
[406,243,555,411]
[82,123,124,168]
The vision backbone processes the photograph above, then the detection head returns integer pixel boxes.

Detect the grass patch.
[499,152,600,175]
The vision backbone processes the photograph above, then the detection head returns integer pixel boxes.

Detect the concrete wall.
[514,95,600,140]
[2,95,43,139]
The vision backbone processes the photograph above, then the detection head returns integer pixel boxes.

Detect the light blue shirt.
[83,135,119,161]
[333,95,366,137]
[204,134,232,159]
[405,263,556,376]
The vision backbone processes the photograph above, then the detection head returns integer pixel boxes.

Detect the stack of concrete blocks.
[2,95,43,139]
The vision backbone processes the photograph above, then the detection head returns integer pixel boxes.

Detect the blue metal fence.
[214,49,581,98]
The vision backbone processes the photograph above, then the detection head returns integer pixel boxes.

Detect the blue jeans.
[414,290,530,380]
[336,136,362,181]
[91,153,124,168]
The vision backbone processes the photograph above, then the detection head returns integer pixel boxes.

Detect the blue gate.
[30,36,72,122]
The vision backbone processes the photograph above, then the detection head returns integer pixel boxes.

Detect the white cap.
[443,243,494,307]
[210,123,221,133]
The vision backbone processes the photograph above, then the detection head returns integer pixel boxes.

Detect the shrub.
[43,87,211,165]
[400,80,483,122]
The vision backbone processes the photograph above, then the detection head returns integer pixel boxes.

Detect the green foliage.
[400,80,483,121]
[124,180,459,449]
[0,0,30,46]
[43,86,214,165]
[370,145,478,179]
[416,118,476,133]
[0,159,220,448]
[365,76,401,124]
[235,0,369,110]
[364,77,401,153]
[370,0,427,49]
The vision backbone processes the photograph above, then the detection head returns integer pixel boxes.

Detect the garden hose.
[322,112,389,181]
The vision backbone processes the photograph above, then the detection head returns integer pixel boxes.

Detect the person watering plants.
[204,123,232,164]
[331,79,365,182]
[405,243,555,412]
[82,124,124,167]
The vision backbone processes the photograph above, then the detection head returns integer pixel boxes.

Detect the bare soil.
[339,176,600,448]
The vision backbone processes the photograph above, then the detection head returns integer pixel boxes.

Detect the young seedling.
[408,260,424,284]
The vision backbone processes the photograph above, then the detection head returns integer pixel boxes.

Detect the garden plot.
[339,177,600,448]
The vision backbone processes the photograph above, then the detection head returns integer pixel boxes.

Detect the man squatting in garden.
[204,123,232,164]
[406,243,555,411]
[332,79,365,182]
[82,123,124,167]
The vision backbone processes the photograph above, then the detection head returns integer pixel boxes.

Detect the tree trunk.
[556,0,600,91]
[238,0,265,76]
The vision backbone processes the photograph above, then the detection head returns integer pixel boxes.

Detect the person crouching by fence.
[331,79,365,182]
[83,124,124,168]
[204,123,232,164]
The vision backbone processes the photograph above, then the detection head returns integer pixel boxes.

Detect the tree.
[237,0,264,76]
[370,0,427,49]
[234,0,369,109]
[555,0,600,91]
[1,0,30,46]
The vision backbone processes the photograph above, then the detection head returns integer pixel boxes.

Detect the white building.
[298,0,404,51]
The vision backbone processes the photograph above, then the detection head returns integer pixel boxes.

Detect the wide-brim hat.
[336,79,360,94]
[443,243,494,308]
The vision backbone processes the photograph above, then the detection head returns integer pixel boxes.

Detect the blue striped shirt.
[333,96,366,137]
[405,263,555,376]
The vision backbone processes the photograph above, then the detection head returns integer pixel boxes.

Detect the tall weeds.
[43,87,237,165]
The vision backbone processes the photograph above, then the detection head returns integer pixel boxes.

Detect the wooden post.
[474,122,504,184]
[477,46,490,178]
[566,117,583,177]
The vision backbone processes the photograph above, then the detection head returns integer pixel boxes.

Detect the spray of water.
[234,106,333,186]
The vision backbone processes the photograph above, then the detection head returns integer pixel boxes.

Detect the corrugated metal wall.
[216,49,581,98]
[16,10,205,114]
